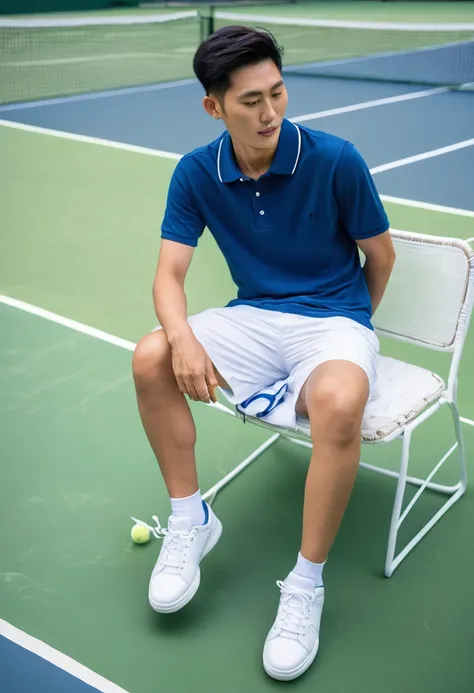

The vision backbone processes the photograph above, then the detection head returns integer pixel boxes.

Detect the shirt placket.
[252,179,268,231]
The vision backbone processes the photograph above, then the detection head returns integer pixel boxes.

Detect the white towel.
[236,379,301,429]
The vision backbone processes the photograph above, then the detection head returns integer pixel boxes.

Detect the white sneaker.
[148,502,222,613]
[263,573,324,681]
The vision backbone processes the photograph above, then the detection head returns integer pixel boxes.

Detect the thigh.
[296,359,370,423]
[284,316,380,412]
[187,305,287,404]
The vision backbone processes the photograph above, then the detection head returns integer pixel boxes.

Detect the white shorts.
[180,305,380,429]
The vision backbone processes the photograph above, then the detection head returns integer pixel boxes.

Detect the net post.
[199,4,215,41]
[208,4,215,36]
[199,10,206,43]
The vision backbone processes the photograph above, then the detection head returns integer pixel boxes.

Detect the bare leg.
[295,360,369,563]
[132,330,229,499]
[137,334,230,615]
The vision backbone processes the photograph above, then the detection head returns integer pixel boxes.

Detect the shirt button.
[240,178,244,182]
[256,192,260,197]
[259,210,265,215]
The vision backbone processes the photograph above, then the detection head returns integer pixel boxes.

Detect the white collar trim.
[290,122,302,175]
[216,122,301,182]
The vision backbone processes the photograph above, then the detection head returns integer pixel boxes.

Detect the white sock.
[170,489,206,527]
[291,552,326,588]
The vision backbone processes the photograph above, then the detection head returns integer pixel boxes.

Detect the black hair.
[193,24,284,97]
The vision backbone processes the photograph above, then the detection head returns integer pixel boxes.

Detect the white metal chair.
[202,229,474,577]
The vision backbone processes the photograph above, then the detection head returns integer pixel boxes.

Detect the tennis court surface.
[1,2,474,692]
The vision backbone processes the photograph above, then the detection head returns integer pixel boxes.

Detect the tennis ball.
[131,524,150,544]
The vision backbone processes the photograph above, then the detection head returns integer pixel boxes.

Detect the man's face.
[204,59,289,150]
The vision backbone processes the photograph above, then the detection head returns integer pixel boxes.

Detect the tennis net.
[1,10,473,106]
[0,11,202,105]
[212,11,474,90]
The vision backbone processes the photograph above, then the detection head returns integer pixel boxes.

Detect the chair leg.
[449,399,468,492]
[202,433,280,506]
[385,429,412,577]
[384,404,467,577]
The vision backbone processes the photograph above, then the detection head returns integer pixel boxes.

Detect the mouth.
[258,125,278,137]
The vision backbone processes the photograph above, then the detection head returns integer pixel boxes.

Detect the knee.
[306,386,364,446]
[132,330,171,391]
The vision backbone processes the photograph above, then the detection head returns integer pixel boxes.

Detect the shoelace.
[152,515,197,572]
[275,580,315,637]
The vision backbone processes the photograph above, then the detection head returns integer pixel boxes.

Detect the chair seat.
[361,356,445,441]
[235,356,445,444]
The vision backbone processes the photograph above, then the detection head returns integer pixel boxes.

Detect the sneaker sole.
[263,640,319,682]
[148,514,223,614]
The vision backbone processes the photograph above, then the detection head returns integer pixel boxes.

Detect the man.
[132,24,395,681]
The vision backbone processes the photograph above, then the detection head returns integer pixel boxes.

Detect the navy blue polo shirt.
[161,118,389,330]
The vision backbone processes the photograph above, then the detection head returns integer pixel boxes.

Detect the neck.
[232,138,277,180]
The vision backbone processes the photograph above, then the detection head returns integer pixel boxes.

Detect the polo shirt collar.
[217,118,302,184]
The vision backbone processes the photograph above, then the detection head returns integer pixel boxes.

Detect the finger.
[206,381,217,403]
[176,373,195,400]
[184,377,201,402]
[205,364,218,403]
[194,375,212,403]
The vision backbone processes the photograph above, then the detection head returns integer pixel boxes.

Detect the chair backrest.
[372,230,474,351]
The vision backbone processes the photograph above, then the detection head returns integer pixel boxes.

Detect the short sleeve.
[334,142,390,241]
[161,160,206,247]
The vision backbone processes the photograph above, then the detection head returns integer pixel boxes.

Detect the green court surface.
[212,0,474,22]
[2,114,474,693]
[1,302,474,693]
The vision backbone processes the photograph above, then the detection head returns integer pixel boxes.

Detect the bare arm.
[153,239,217,403]
[357,230,396,314]
[153,238,195,346]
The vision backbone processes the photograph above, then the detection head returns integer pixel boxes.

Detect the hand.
[171,334,218,404]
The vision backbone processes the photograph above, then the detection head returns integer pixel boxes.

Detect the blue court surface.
[2,75,473,209]
[1,625,126,693]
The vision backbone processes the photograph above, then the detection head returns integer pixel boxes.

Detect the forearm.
[363,256,395,314]
[153,274,193,346]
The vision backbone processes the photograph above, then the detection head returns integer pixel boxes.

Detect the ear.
[202,95,224,120]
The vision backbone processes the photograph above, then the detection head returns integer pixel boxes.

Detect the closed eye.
[243,92,283,107]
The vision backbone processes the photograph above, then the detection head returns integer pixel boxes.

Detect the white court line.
[371,138,474,174]
[1,118,473,218]
[0,295,135,351]
[1,619,131,693]
[0,78,197,113]
[379,195,474,219]
[2,293,474,430]
[6,52,174,66]
[212,12,474,31]
[0,80,441,117]
[0,10,198,27]
[289,87,447,123]
[0,119,181,160]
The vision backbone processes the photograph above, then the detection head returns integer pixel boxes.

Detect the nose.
[261,99,276,125]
